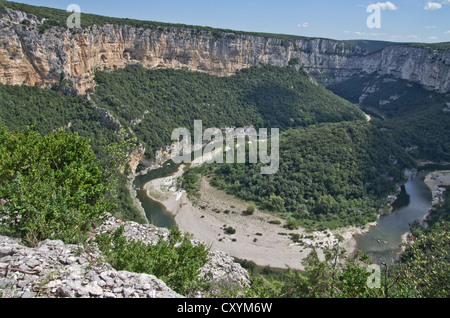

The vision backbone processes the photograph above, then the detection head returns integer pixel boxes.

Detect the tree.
[315,195,338,215]
[394,228,450,298]
[0,126,129,246]
[278,244,383,298]
[264,195,285,212]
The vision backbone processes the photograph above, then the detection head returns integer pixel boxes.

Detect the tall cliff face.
[1,8,450,94]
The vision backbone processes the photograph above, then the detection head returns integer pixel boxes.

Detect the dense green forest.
[0,84,146,223]
[0,64,366,224]
[328,75,450,161]
[92,65,365,157]
[185,121,415,229]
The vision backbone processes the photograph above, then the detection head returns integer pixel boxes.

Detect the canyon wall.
[1,8,450,95]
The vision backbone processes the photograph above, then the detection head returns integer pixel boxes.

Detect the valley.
[0,0,449,299]
[141,162,369,270]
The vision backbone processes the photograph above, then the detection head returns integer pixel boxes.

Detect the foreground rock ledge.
[0,215,250,298]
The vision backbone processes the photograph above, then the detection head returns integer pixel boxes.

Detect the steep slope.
[328,74,450,161]
[0,83,145,223]
[91,65,365,157]
[1,3,449,95]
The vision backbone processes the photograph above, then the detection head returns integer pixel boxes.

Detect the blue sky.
[10,0,450,43]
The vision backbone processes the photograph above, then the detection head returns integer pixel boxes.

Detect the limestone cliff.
[1,8,449,94]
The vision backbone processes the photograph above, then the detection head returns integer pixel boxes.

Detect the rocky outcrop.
[0,235,182,298]
[0,215,250,298]
[1,8,449,95]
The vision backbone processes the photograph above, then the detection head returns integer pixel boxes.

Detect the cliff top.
[1,0,400,55]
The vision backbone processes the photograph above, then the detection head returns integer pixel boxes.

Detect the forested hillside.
[0,64,366,223]
[186,121,415,229]
[92,65,365,157]
[0,84,145,223]
[328,75,450,161]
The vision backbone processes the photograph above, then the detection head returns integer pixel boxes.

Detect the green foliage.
[2,1,448,299]
[342,40,395,55]
[243,205,256,216]
[328,75,450,162]
[283,219,299,231]
[0,84,114,154]
[195,121,414,229]
[240,246,383,298]
[0,126,119,246]
[411,188,450,238]
[239,230,449,298]
[0,0,6,13]
[0,84,144,223]
[394,229,450,298]
[95,226,210,295]
[113,174,147,224]
[288,58,299,66]
[92,65,364,157]
[225,227,236,235]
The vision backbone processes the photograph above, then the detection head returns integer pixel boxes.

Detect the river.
[134,162,443,266]
[354,168,440,266]
[133,161,179,228]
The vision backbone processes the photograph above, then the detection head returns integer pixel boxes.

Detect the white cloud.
[445,30,450,34]
[297,22,309,28]
[424,2,442,10]
[406,34,419,39]
[354,31,386,36]
[376,1,398,10]
[429,36,439,40]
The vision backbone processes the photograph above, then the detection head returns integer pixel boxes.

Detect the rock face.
[1,8,449,94]
[0,215,250,298]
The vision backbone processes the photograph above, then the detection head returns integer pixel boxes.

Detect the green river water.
[134,162,445,266]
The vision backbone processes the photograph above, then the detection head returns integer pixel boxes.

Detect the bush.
[225,227,236,235]
[284,219,299,231]
[0,126,128,246]
[96,226,210,295]
[289,233,301,243]
[243,205,256,216]
[288,58,300,66]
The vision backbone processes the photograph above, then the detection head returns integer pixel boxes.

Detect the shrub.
[0,126,131,246]
[284,219,299,231]
[290,233,301,243]
[243,205,256,216]
[225,227,236,235]
[96,226,210,295]
[288,58,300,66]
